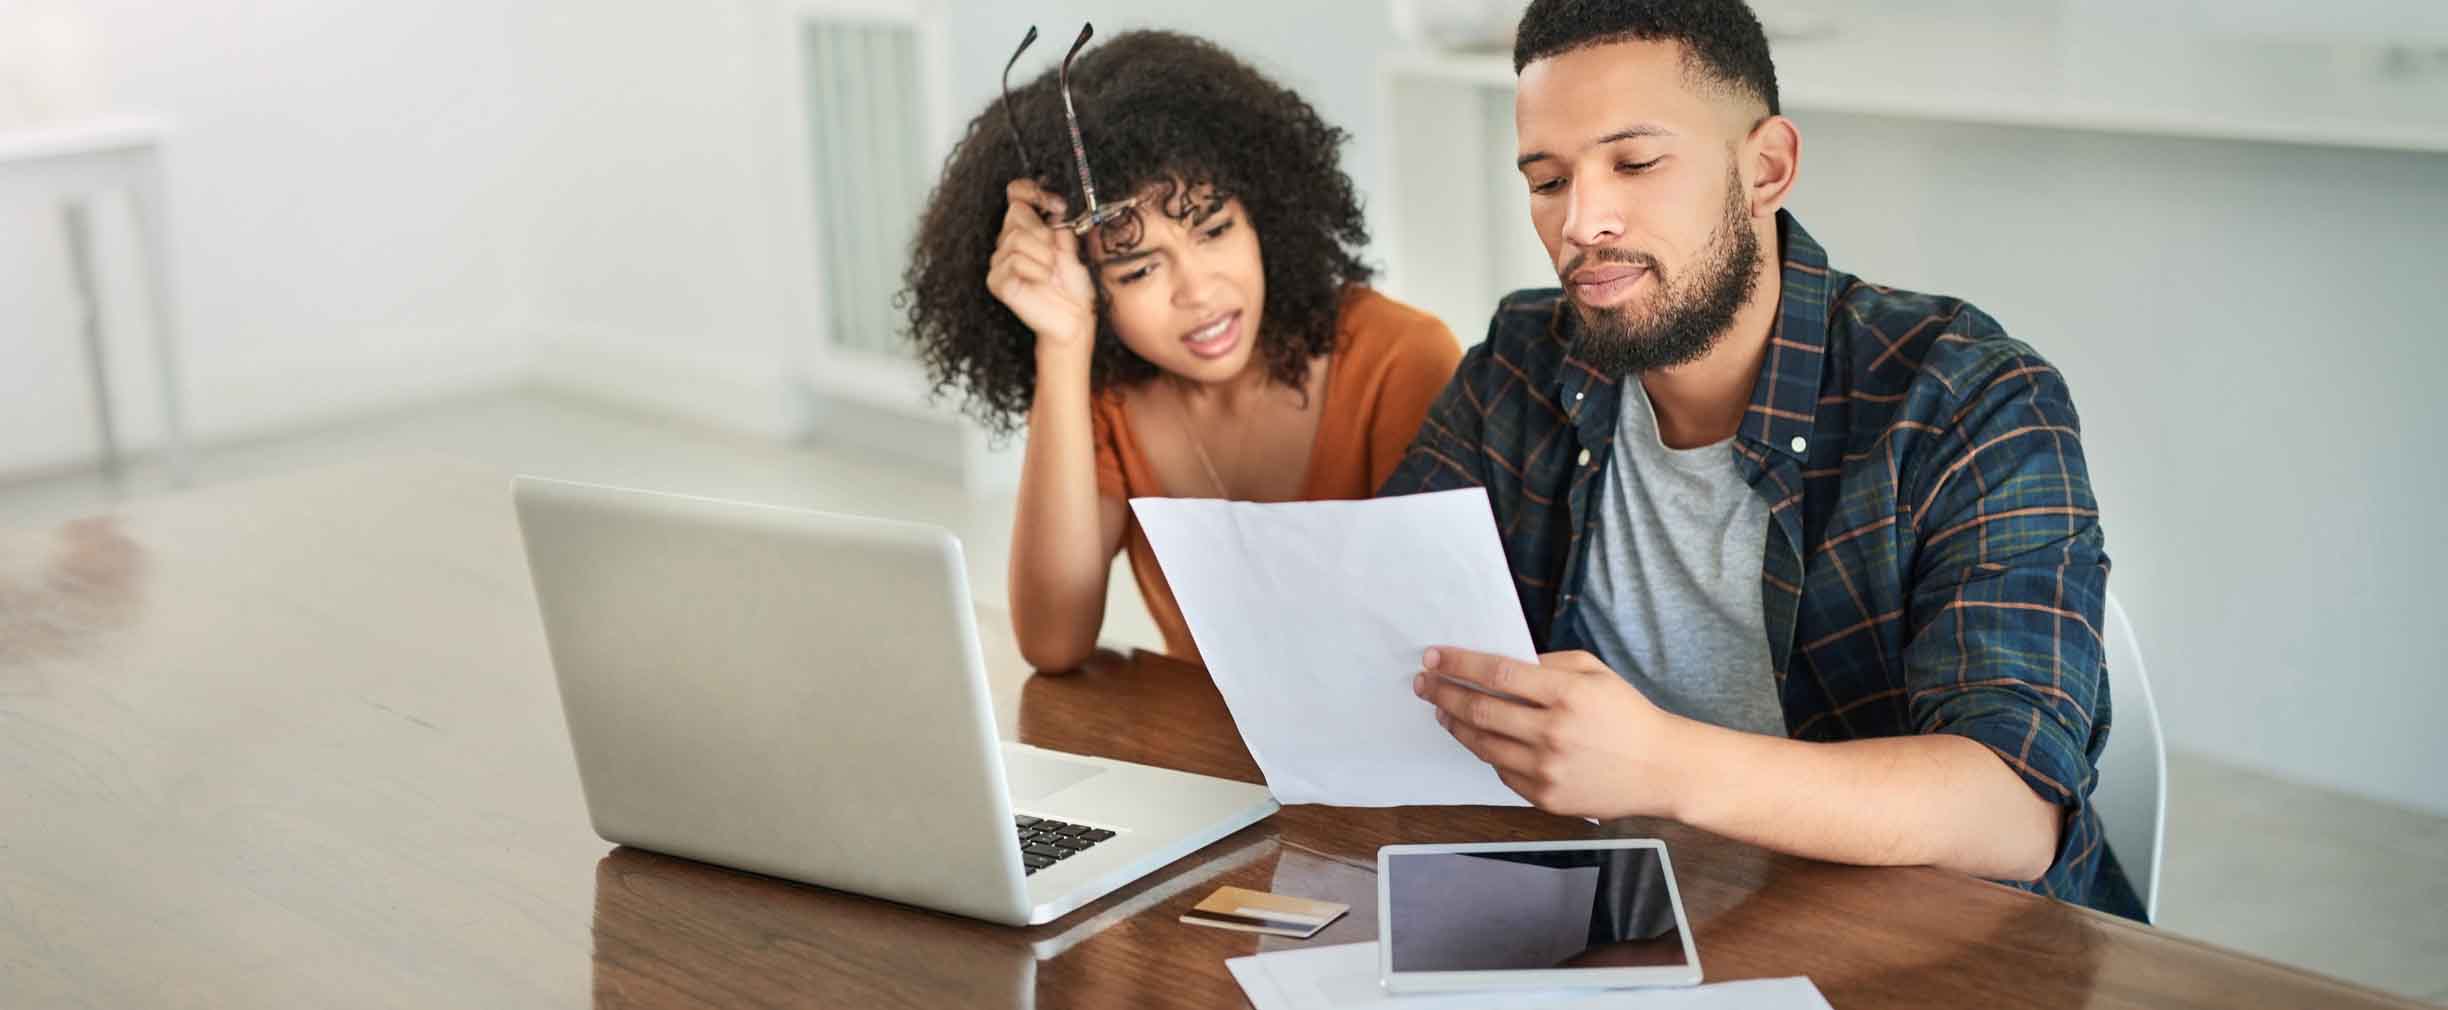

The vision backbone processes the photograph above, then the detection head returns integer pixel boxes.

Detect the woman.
[902,29,1460,670]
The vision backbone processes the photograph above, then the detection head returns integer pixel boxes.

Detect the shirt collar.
[1742,210,1831,462]
[1552,300,1621,451]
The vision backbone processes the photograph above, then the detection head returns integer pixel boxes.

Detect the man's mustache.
[1560,246,1660,283]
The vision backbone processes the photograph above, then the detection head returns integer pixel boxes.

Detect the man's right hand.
[985,178,1097,359]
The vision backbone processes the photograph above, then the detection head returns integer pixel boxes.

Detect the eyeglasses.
[1000,23,1142,238]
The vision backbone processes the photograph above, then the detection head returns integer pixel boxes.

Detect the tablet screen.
[1383,846,1689,973]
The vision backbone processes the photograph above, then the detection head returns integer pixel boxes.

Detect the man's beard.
[1562,167,1762,380]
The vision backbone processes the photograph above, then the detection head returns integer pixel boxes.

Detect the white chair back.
[2096,592,2167,922]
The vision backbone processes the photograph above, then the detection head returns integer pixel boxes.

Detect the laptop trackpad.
[1004,746,1107,806]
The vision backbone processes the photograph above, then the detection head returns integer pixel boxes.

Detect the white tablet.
[1377,839,1702,993]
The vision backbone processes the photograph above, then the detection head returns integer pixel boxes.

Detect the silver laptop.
[513,476,1279,926]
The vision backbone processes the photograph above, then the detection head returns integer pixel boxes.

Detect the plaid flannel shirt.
[1380,211,2136,916]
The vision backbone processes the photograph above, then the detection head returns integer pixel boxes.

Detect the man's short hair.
[1512,0,1781,116]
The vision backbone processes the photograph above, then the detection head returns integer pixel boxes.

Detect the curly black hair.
[899,30,1373,435]
[1513,0,1780,115]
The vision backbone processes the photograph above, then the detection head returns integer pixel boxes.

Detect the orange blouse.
[1089,287,1463,666]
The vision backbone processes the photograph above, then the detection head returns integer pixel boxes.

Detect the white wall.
[0,0,827,478]
[1784,114,2448,815]
[2,0,543,474]
[502,0,808,438]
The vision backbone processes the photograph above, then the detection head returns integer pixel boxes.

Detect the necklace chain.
[1167,387,1235,499]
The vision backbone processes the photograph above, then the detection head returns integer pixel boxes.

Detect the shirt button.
[1577,448,1592,466]
[1574,391,1585,402]
[1790,436,1808,454]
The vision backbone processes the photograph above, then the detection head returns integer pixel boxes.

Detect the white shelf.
[1382,19,2448,156]
[0,117,166,165]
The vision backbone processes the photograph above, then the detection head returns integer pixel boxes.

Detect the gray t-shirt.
[1576,380,1784,736]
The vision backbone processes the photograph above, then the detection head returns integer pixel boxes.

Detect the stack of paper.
[1131,489,1536,807]
[1226,942,1832,1010]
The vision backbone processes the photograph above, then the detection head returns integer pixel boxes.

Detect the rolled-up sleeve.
[1899,346,2113,903]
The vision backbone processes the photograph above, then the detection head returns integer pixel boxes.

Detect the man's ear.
[1742,114,1801,218]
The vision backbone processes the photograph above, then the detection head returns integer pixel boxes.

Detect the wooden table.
[0,458,2423,1009]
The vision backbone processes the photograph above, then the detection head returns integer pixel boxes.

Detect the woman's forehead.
[1088,182,1239,261]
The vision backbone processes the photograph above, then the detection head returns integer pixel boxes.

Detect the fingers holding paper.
[1413,646,1694,821]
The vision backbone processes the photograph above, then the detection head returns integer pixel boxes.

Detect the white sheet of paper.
[1225,942,1833,1010]
[1130,489,1534,806]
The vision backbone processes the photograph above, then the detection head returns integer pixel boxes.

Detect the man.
[1379,0,2139,917]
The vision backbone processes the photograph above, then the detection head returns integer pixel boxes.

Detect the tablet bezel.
[1376,839,1703,993]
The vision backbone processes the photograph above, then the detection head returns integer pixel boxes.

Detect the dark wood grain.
[0,458,2425,1008]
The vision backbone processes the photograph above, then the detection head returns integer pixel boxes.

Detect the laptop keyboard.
[1014,815,1116,875]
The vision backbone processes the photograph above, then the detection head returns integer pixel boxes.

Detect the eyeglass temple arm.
[1057,23,1104,217]
[999,25,1039,177]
